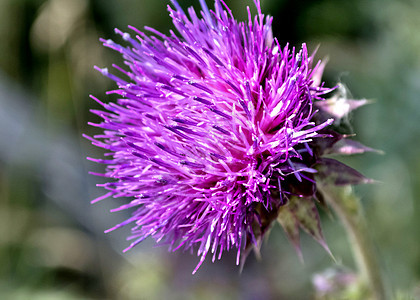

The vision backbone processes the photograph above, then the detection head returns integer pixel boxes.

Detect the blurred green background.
[0,0,419,299]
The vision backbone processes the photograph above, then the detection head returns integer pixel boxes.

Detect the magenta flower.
[86,0,372,273]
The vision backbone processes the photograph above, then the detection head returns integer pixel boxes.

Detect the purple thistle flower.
[86,0,373,273]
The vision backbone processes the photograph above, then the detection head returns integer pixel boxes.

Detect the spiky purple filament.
[86,0,335,273]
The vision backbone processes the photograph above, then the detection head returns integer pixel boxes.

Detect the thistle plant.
[86,1,385,297]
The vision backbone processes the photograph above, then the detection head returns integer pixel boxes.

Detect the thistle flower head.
[86,0,373,273]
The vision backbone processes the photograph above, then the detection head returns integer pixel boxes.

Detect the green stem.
[318,183,387,300]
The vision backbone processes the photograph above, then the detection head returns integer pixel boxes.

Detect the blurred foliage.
[1,0,419,299]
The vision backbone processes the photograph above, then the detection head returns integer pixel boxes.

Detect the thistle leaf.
[316,98,372,119]
[314,129,344,155]
[316,83,373,119]
[277,202,302,261]
[289,197,333,258]
[325,139,384,156]
[316,158,375,185]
